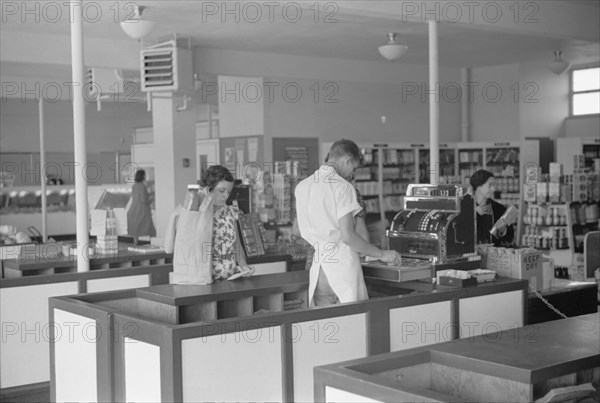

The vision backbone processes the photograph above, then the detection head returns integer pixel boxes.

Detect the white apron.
[307,239,369,305]
[296,165,368,305]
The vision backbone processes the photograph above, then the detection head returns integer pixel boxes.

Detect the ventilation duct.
[140,40,193,92]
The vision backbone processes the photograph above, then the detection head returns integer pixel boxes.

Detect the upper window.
[571,67,600,116]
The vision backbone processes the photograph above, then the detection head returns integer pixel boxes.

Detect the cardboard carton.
[549,183,561,204]
[549,163,562,183]
[574,155,586,170]
[477,246,543,291]
[523,183,537,202]
[536,182,548,204]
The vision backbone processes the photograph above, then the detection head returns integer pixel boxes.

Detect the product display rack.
[569,201,600,254]
[522,200,600,267]
[417,144,458,185]
[556,137,600,175]
[322,140,542,224]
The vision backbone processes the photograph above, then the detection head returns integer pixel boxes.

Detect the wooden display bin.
[315,313,600,403]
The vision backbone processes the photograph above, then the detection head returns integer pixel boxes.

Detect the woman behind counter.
[470,169,515,246]
[127,169,156,244]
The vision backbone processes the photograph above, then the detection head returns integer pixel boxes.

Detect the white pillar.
[152,94,197,236]
[428,20,439,185]
[70,0,89,271]
[38,98,48,242]
[461,67,471,142]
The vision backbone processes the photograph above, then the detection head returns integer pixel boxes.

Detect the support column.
[152,94,197,237]
[428,20,440,185]
[38,98,48,242]
[70,0,89,271]
[461,67,471,142]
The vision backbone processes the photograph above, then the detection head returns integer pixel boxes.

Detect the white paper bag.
[169,194,214,285]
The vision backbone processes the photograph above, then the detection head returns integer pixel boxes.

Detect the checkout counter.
[8,184,597,401]
[49,273,527,402]
[48,186,526,402]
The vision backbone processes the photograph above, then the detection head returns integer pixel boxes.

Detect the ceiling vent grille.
[140,42,193,92]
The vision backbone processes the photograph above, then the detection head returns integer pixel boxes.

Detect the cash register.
[363,184,479,283]
[387,184,476,262]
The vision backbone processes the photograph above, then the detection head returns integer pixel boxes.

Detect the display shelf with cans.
[519,158,600,267]
[322,140,543,224]
[522,203,572,251]
[417,144,458,185]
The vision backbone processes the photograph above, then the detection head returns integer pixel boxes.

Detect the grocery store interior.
[1,2,599,402]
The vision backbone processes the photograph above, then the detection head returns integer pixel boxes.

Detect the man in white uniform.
[295,139,401,306]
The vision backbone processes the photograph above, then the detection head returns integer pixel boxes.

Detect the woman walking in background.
[127,169,156,244]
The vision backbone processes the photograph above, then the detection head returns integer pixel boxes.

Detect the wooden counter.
[132,271,308,324]
[315,313,600,402]
[0,247,292,395]
[49,273,528,402]
[528,280,598,324]
[2,246,172,278]
[2,248,291,278]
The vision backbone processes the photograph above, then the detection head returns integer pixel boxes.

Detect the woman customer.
[127,169,156,244]
[470,169,515,246]
[201,165,255,280]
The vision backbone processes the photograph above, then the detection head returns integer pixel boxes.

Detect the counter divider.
[50,272,529,402]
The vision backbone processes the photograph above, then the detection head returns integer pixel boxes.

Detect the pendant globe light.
[378,33,408,62]
[548,50,571,75]
[120,5,156,40]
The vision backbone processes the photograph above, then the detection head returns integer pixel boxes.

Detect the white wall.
[196,47,463,163]
[469,63,520,142]
[519,60,570,140]
[2,47,593,169]
[0,98,152,153]
[565,116,600,138]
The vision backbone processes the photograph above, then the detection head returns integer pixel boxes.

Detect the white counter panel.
[0,281,78,388]
[326,386,382,403]
[87,274,149,293]
[389,301,452,351]
[181,325,283,402]
[459,290,523,338]
[54,309,97,403]
[125,339,161,403]
[292,314,368,403]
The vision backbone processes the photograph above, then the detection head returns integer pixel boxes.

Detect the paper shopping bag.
[169,194,214,285]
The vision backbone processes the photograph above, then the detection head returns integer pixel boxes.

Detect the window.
[571,67,600,116]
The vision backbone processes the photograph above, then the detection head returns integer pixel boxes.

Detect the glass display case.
[0,184,133,236]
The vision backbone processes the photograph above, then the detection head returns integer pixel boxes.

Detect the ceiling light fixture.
[120,5,156,40]
[548,50,571,75]
[378,33,408,62]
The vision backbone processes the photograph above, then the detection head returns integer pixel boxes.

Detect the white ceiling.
[1,1,599,73]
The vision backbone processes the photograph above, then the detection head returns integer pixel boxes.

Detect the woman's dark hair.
[134,169,146,183]
[470,169,494,191]
[200,165,234,191]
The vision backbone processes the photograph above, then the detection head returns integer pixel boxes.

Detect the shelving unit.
[556,137,600,175]
[321,140,544,248]
[569,201,600,254]
[418,143,458,185]
[522,202,573,267]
